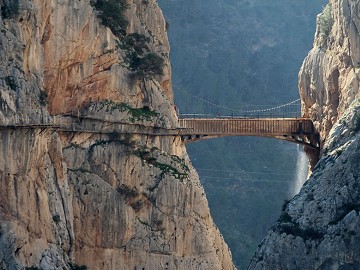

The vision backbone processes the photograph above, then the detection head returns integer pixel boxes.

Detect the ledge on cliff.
[0,0,235,269]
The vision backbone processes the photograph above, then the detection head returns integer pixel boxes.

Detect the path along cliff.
[0,0,234,269]
[249,0,360,269]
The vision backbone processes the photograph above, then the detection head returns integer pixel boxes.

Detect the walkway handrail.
[0,114,319,149]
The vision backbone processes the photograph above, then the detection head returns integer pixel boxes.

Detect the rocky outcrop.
[249,1,360,269]
[0,0,234,269]
[299,0,360,144]
[249,100,360,269]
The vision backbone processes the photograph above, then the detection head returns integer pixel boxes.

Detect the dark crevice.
[329,69,340,119]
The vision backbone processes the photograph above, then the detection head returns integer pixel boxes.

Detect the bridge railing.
[178,118,315,135]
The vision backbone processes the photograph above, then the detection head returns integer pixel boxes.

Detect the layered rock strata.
[0,0,234,269]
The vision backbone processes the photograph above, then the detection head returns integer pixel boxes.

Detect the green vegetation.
[39,90,48,106]
[90,0,128,37]
[171,155,190,172]
[128,52,164,79]
[90,0,165,79]
[88,140,111,154]
[96,100,159,122]
[121,33,151,54]
[90,0,167,78]
[52,214,61,223]
[120,33,165,79]
[134,146,189,181]
[1,1,19,19]
[318,4,333,38]
[154,162,187,180]
[88,134,136,156]
[134,147,157,164]
[124,104,159,122]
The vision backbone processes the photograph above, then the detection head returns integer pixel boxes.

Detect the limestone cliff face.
[249,1,360,269]
[0,0,234,269]
[299,0,360,143]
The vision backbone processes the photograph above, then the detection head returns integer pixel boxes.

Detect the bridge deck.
[179,118,313,135]
[0,116,319,148]
[178,118,319,148]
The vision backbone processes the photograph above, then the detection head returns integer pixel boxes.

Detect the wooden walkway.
[0,116,320,149]
[178,118,319,148]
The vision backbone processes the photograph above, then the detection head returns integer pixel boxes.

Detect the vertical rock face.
[0,0,234,269]
[299,0,360,143]
[249,1,360,269]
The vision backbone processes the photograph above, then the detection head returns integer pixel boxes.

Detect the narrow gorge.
[1,0,360,269]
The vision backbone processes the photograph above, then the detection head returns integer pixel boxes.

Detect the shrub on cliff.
[318,4,333,38]
[122,33,151,55]
[39,90,48,106]
[90,0,129,37]
[129,52,164,79]
[90,0,165,79]
[120,33,164,79]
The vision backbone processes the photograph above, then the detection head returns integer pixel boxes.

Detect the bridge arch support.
[179,118,320,150]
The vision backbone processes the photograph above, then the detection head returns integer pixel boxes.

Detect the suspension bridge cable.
[175,86,301,114]
[176,86,245,113]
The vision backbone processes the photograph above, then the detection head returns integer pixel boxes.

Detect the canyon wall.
[299,0,360,142]
[0,0,234,269]
[249,0,360,269]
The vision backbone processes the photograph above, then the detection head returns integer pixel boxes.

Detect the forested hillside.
[158,0,327,269]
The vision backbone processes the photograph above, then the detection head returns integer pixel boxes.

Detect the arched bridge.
[173,96,319,149]
[178,117,319,149]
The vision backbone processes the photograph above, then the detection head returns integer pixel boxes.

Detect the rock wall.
[249,100,360,270]
[299,0,360,144]
[249,1,360,269]
[0,0,234,269]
